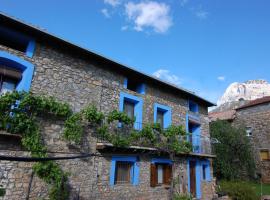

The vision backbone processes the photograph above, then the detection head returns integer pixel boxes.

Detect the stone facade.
[0,18,215,200]
[232,103,270,183]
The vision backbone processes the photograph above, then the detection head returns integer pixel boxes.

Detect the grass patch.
[249,182,270,196]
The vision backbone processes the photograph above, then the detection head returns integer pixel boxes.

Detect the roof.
[0,12,216,107]
[209,110,236,121]
[236,96,270,110]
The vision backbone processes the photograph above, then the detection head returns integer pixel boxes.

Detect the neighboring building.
[209,97,270,183]
[0,13,216,200]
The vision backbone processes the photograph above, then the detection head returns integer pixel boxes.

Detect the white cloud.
[104,0,121,7]
[153,69,182,86]
[125,1,172,33]
[101,8,111,18]
[180,0,189,7]
[217,76,226,81]
[121,25,129,31]
[194,9,209,20]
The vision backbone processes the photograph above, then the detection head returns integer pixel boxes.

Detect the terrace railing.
[96,122,213,155]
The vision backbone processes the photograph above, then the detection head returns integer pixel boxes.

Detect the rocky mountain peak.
[212,79,270,112]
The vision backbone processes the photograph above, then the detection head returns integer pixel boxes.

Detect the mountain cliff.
[213,80,270,112]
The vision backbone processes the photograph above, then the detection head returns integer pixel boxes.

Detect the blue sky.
[1,0,270,103]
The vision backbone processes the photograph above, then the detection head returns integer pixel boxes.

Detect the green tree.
[210,120,255,180]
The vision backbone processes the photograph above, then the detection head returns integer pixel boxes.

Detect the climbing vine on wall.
[0,91,192,199]
[0,91,71,200]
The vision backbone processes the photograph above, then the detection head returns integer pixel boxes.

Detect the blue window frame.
[154,103,171,129]
[123,77,145,94]
[151,158,172,165]
[109,156,140,186]
[188,100,199,113]
[0,51,34,92]
[201,160,211,181]
[119,92,143,130]
[186,113,201,154]
[0,26,36,58]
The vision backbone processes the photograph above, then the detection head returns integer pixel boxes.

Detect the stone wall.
[0,40,214,199]
[233,103,270,183]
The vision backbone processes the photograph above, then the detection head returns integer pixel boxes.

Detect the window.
[124,78,145,94]
[246,127,252,137]
[123,100,135,119]
[154,103,171,129]
[156,110,164,129]
[0,66,22,95]
[189,100,198,113]
[110,156,139,186]
[119,92,143,130]
[115,161,133,184]
[260,150,269,161]
[0,27,35,57]
[0,51,34,92]
[150,159,172,187]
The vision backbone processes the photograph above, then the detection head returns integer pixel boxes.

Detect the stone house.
[0,13,216,200]
[209,97,270,183]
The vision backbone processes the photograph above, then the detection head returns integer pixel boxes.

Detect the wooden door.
[189,160,196,197]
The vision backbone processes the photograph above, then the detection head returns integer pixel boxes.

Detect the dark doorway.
[189,160,196,197]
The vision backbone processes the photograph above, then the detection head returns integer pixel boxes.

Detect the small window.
[156,110,164,129]
[124,78,145,94]
[260,150,269,161]
[123,100,135,119]
[0,27,33,56]
[202,165,207,180]
[115,161,133,184]
[0,66,21,95]
[189,101,198,113]
[150,163,172,187]
[246,127,252,137]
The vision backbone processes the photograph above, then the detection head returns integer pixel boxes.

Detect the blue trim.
[154,103,172,129]
[188,100,199,113]
[201,160,211,182]
[109,156,139,186]
[123,78,128,89]
[187,158,202,199]
[119,92,143,130]
[196,160,202,199]
[0,51,34,92]
[151,158,172,164]
[136,83,145,95]
[26,40,36,58]
[186,113,189,133]
[186,113,201,153]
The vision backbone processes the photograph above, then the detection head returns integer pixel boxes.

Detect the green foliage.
[210,120,256,180]
[218,181,259,200]
[163,125,186,137]
[0,187,5,197]
[63,113,83,144]
[173,194,192,200]
[82,105,104,124]
[140,124,157,143]
[0,92,71,200]
[107,110,135,124]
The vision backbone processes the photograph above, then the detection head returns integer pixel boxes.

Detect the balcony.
[96,122,214,157]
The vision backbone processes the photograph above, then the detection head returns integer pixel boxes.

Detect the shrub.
[173,194,192,200]
[0,188,5,197]
[218,181,258,200]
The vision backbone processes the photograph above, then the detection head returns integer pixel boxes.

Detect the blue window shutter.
[133,162,140,185]
[109,159,116,186]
